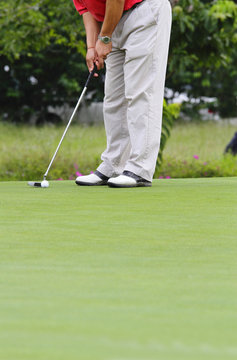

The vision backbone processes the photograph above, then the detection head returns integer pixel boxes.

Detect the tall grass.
[163,121,236,161]
[0,122,106,181]
[0,121,237,180]
[157,121,237,178]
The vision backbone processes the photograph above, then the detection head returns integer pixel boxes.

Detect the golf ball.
[41,180,49,188]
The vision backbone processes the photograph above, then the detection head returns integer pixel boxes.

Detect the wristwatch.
[98,35,112,44]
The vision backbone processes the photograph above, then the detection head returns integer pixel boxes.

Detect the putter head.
[28,180,49,188]
[28,181,42,187]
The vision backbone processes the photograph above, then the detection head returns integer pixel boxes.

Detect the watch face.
[103,36,111,44]
[99,36,111,44]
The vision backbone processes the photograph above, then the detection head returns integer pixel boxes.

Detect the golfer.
[74,0,172,187]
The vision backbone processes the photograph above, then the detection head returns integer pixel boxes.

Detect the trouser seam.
[141,25,159,164]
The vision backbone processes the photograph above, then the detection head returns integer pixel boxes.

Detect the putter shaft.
[43,66,97,180]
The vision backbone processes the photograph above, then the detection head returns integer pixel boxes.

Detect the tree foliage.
[169,0,237,71]
[0,0,236,122]
[0,0,85,59]
[167,0,237,117]
[0,0,105,123]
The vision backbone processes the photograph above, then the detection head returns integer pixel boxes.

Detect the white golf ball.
[41,180,49,188]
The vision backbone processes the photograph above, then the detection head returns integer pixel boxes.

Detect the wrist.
[98,35,112,44]
[100,31,112,37]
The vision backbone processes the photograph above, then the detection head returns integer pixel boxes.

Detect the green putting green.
[0,178,237,360]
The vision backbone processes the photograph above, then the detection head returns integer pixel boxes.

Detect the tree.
[0,0,103,123]
[0,0,85,59]
[167,0,237,117]
[0,0,236,121]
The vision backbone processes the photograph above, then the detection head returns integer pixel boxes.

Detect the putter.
[28,64,97,188]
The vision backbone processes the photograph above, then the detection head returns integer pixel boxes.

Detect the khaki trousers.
[97,0,172,181]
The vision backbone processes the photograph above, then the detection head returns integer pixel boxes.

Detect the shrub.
[156,101,181,168]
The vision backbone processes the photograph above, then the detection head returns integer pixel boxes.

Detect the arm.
[100,0,125,37]
[95,0,126,69]
[83,12,101,74]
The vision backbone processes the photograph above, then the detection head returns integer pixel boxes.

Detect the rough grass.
[0,178,237,359]
[157,121,237,178]
[0,122,106,180]
[0,121,237,180]
[164,120,236,161]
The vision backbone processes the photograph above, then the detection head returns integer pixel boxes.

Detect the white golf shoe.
[108,171,152,188]
[75,171,109,186]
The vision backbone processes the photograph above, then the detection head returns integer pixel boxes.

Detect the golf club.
[28,64,97,188]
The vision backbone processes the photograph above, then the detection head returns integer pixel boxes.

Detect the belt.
[123,0,145,14]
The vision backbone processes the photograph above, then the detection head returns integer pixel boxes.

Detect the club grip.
[85,64,97,88]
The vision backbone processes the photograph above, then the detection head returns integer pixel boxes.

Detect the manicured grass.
[0,178,237,359]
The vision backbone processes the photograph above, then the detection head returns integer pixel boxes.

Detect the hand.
[86,48,99,77]
[95,40,112,70]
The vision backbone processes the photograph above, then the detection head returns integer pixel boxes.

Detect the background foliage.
[0,0,92,123]
[167,0,237,118]
[1,121,236,181]
[0,0,237,123]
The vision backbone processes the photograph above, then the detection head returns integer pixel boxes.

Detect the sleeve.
[73,0,88,15]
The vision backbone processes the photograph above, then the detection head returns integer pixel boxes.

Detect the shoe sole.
[75,181,108,186]
[107,182,152,188]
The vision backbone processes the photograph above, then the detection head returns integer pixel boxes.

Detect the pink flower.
[76,171,82,177]
[159,176,164,179]
[166,176,171,179]
[90,171,94,174]
[193,155,199,160]
[56,178,63,181]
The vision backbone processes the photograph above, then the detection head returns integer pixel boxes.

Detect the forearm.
[83,12,101,48]
[100,0,125,36]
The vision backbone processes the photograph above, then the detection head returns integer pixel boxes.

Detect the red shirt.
[73,0,143,22]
